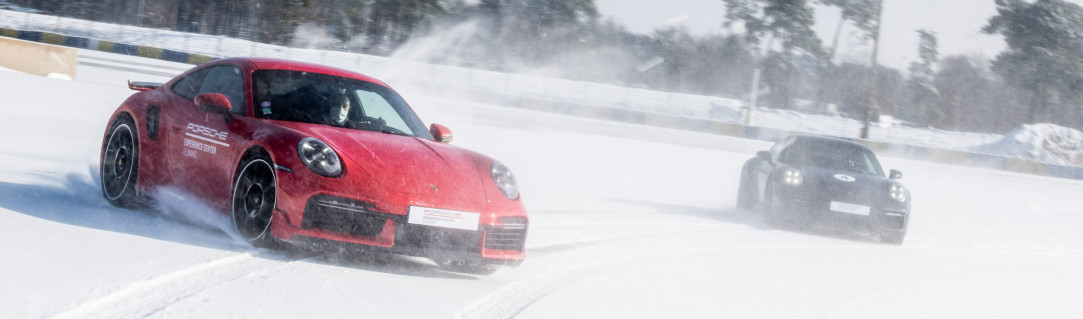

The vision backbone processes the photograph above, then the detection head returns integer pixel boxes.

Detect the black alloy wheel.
[101,116,139,207]
[231,156,277,247]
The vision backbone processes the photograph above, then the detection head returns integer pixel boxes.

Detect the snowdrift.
[973,123,1083,167]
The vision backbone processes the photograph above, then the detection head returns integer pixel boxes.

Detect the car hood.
[300,125,490,200]
[800,166,893,203]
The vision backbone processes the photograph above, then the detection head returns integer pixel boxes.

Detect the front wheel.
[761,184,782,227]
[436,259,499,276]
[231,155,278,248]
[736,167,756,210]
[879,232,905,245]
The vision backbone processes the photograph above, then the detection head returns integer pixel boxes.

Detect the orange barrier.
[0,36,76,79]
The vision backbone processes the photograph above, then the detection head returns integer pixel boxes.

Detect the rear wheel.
[231,155,278,248]
[101,115,141,208]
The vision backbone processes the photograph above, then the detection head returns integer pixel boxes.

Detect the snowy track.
[2,51,1083,318]
[52,254,278,319]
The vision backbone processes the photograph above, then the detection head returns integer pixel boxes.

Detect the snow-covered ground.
[2,48,1083,318]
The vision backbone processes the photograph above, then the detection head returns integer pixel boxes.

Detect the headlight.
[890,183,909,202]
[490,161,519,200]
[783,168,803,186]
[298,137,342,177]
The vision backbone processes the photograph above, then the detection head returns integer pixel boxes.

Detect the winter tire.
[231,155,278,248]
[880,232,905,245]
[736,167,756,210]
[762,183,781,227]
[437,259,499,276]
[101,115,140,207]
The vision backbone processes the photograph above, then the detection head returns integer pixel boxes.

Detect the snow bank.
[973,123,1083,166]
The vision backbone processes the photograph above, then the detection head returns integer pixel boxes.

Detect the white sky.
[594,0,1083,70]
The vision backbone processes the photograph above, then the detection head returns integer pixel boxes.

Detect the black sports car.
[737,135,911,244]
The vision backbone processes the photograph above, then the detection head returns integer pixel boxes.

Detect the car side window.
[171,68,210,100]
[198,65,245,115]
[171,65,245,115]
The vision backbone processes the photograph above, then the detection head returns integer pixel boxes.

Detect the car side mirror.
[430,123,453,144]
[195,93,232,119]
[889,169,903,180]
[756,151,771,162]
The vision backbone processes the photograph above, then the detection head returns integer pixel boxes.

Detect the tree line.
[9,0,1083,133]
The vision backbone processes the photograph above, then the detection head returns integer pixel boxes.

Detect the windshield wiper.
[380,129,411,137]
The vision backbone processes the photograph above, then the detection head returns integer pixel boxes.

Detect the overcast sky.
[594,0,1083,70]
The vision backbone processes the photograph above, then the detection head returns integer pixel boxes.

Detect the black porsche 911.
[737,135,911,244]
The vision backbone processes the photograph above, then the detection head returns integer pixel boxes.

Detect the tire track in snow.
[921,231,1083,258]
[527,226,754,256]
[456,243,874,319]
[49,252,292,319]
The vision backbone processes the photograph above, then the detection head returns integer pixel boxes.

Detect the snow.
[973,123,1083,166]
[3,15,1083,319]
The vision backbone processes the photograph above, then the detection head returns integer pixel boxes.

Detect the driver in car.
[325,93,385,130]
[327,93,351,127]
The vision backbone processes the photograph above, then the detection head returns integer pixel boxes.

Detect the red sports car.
[99,57,527,272]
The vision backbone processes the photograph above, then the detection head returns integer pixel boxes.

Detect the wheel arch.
[234,145,274,176]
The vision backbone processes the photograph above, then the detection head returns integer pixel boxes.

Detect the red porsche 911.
[99,57,527,272]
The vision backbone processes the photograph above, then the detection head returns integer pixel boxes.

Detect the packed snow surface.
[2,47,1083,319]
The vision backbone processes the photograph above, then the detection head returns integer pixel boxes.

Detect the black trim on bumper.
[301,195,393,237]
[295,194,527,261]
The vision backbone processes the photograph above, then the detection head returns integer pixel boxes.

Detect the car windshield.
[252,69,431,139]
[780,141,884,176]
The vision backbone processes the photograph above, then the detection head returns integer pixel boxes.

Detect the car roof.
[223,57,391,88]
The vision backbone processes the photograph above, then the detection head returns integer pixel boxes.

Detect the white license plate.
[830,201,871,216]
[407,206,480,231]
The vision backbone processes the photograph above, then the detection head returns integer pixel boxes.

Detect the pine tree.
[722,0,825,109]
[907,30,940,127]
[984,0,1083,128]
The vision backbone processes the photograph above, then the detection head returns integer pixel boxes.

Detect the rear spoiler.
[128,80,163,91]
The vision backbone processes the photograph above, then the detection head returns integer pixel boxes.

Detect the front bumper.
[772,188,909,234]
[268,179,528,263]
